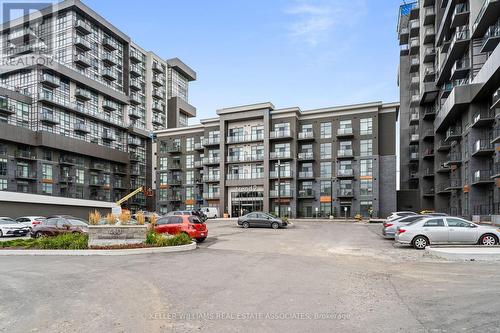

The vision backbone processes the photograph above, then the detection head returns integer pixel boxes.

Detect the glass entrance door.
[231,191,264,217]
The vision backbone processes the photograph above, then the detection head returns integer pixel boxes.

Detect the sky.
[80,0,403,123]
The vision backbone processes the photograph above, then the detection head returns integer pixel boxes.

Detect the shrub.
[145,231,192,247]
[149,214,158,228]
[0,233,88,250]
[119,210,131,225]
[136,212,145,225]
[106,213,116,225]
[165,233,192,246]
[88,210,101,225]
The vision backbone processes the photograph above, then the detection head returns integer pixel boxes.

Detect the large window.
[360,179,373,196]
[159,157,168,170]
[320,162,332,178]
[360,139,373,156]
[185,155,194,168]
[42,163,53,180]
[320,143,332,159]
[186,137,194,151]
[0,158,6,176]
[360,159,373,176]
[320,122,332,139]
[320,181,331,196]
[42,183,53,195]
[0,179,6,190]
[360,118,372,135]
[76,169,84,184]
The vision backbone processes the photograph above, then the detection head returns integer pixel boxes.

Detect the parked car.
[15,216,46,229]
[165,210,193,216]
[0,217,30,237]
[426,212,448,216]
[386,211,417,221]
[237,212,287,229]
[382,215,428,239]
[155,215,208,242]
[395,216,500,249]
[201,207,219,219]
[30,215,89,238]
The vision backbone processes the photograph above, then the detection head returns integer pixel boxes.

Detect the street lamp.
[277,159,281,218]
[287,206,291,218]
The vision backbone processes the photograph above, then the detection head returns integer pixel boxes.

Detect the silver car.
[382,215,428,239]
[395,216,500,249]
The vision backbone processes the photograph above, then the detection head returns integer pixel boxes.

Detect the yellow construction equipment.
[116,186,152,206]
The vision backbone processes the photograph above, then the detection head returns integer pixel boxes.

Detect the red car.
[155,215,208,242]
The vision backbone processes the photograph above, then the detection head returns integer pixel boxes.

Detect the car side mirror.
[470,224,477,228]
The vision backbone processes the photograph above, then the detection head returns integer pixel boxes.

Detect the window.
[0,179,6,190]
[447,218,472,228]
[185,155,194,168]
[185,171,194,185]
[320,143,332,159]
[159,157,168,170]
[320,181,331,196]
[76,169,84,184]
[320,162,332,178]
[0,158,6,176]
[360,139,373,156]
[301,124,313,133]
[360,160,373,176]
[339,120,351,129]
[42,183,53,195]
[320,122,331,139]
[42,164,53,180]
[360,179,373,196]
[423,219,445,227]
[360,118,372,135]
[186,137,194,151]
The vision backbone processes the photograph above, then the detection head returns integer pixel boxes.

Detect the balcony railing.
[203,174,220,182]
[202,157,220,164]
[337,169,354,177]
[298,131,314,140]
[472,170,493,184]
[203,137,220,146]
[472,139,494,156]
[269,170,293,178]
[337,149,353,158]
[445,127,462,142]
[203,192,220,200]
[337,128,353,136]
[270,130,293,139]
[270,151,291,159]
[337,189,354,197]
[226,154,264,162]
[226,133,264,143]
[298,171,314,178]
[298,152,314,160]
[227,173,263,180]
[167,145,181,153]
[298,189,315,198]
[269,189,293,197]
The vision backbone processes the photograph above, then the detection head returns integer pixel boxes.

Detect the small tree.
[88,210,101,225]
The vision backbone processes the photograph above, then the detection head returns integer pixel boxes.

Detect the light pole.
[277,159,281,218]
[331,178,334,219]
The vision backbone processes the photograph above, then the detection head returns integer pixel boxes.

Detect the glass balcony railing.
[226,133,264,143]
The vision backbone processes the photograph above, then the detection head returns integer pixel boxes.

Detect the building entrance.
[230,191,264,217]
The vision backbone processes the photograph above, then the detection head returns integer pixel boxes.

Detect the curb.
[0,241,197,256]
[425,246,500,261]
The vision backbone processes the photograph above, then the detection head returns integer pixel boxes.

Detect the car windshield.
[0,219,16,224]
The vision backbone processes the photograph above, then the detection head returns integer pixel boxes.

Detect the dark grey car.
[237,212,287,229]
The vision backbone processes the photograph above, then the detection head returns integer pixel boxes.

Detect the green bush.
[145,231,192,247]
[0,233,88,250]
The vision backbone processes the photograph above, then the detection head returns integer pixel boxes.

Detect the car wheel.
[196,237,206,243]
[214,215,217,219]
[480,234,498,246]
[412,236,428,250]
[33,231,42,238]
[242,221,250,229]
[271,222,279,230]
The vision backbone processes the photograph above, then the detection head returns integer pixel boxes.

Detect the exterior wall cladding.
[397,0,500,220]
[0,0,196,212]
[154,102,399,219]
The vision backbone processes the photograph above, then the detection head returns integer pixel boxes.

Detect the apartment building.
[154,101,398,218]
[0,0,196,213]
[397,0,500,220]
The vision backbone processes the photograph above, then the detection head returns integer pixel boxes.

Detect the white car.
[386,211,417,221]
[201,207,219,219]
[0,217,30,237]
[395,216,500,249]
[15,216,46,229]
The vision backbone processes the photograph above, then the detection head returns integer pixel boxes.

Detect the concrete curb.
[425,246,500,261]
[0,241,197,256]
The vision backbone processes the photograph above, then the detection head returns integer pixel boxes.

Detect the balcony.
[74,122,90,134]
[337,149,354,159]
[337,128,353,138]
[89,178,105,187]
[399,27,409,45]
[227,173,263,181]
[74,36,91,51]
[472,170,494,185]
[423,106,437,120]
[128,107,141,119]
[410,94,420,106]
[129,93,141,105]
[423,27,435,44]
[472,0,500,38]
[410,151,419,161]
[451,2,469,29]
[437,139,451,151]
[409,111,420,124]
[492,127,500,144]
[472,109,495,128]
[202,157,220,165]
[0,97,14,116]
[423,6,435,25]
[203,192,220,200]
[409,56,420,72]
[423,148,435,159]
[337,189,354,198]
[102,131,116,141]
[437,27,470,85]
[41,73,60,87]
[152,75,165,86]
[102,37,119,51]
[75,88,92,100]
[410,75,420,89]
[75,19,92,34]
[297,152,314,161]
[152,62,164,73]
[436,163,451,173]
[102,68,117,81]
[269,190,293,198]
[15,169,37,180]
[194,160,203,168]
[152,102,165,112]
[423,129,435,141]
[337,169,354,178]
[203,174,220,182]
[472,139,494,157]
[40,112,59,125]
[298,189,315,199]
[445,127,462,142]
[298,131,315,141]
[152,114,165,126]
[298,171,314,179]
[492,163,500,178]
[446,179,462,191]
[130,65,142,77]
[409,38,420,55]
[423,188,435,197]
[400,44,410,56]
[450,58,470,81]
[423,168,435,178]
[409,20,420,37]
[203,137,220,146]
[168,178,182,186]
[269,170,293,179]
[15,150,36,160]
[102,53,119,66]
[194,142,204,151]
[423,47,436,63]
[128,137,141,147]
[423,67,436,83]
[129,152,144,162]
[167,145,181,153]
[73,53,91,68]
[445,152,462,166]
[226,133,264,144]
[168,162,182,170]
[129,78,142,91]
[130,50,142,63]
[113,166,127,174]
[481,22,500,53]
[270,130,293,140]
[409,133,420,144]
[226,154,264,163]
[269,151,292,160]
[152,89,165,99]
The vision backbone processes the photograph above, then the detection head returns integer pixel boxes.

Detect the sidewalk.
[426,246,500,261]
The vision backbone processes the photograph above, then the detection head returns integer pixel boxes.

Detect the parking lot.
[1,220,500,332]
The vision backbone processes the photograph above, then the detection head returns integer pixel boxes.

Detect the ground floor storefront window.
[230,191,263,217]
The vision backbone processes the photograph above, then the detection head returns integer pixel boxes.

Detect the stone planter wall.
[88,225,148,247]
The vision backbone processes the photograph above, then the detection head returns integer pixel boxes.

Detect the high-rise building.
[0,0,196,213]
[154,101,398,218]
[397,0,500,221]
